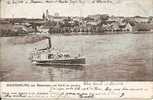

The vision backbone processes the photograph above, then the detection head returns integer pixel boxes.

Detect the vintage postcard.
[0,0,153,99]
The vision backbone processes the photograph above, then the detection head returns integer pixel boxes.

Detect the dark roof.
[119,25,126,28]
[0,20,10,24]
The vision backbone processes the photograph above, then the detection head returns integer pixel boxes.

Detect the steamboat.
[31,36,86,66]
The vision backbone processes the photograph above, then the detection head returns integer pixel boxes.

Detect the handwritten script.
[1,82,153,99]
[6,0,113,4]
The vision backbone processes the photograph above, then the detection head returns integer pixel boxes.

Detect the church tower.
[42,12,45,20]
[46,9,49,20]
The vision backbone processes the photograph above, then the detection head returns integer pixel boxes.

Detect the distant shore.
[0,31,153,37]
[0,35,48,45]
[0,31,152,45]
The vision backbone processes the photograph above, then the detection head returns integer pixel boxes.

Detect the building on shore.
[133,23,153,32]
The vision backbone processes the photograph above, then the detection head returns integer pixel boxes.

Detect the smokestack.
[36,36,52,51]
[44,36,51,49]
[48,37,52,49]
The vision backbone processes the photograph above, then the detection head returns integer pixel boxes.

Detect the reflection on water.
[31,65,85,81]
[0,33,153,81]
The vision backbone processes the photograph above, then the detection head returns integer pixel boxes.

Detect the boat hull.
[32,58,86,66]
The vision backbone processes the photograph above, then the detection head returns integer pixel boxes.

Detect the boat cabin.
[32,50,71,60]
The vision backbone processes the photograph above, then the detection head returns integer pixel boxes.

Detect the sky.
[0,0,153,18]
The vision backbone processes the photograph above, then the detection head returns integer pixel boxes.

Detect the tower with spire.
[46,9,49,20]
[42,12,45,20]
[42,9,49,21]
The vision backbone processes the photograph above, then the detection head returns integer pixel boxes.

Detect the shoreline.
[0,31,153,37]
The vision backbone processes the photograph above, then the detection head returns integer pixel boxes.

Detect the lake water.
[0,33,153,81]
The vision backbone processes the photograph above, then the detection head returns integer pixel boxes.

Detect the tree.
[100,15,109,20]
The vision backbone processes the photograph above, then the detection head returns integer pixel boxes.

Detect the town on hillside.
[0,10,153,36]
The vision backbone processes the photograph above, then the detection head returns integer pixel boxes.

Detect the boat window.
[37,55,40,59]
[58,54,63,57]
[48,54,54,59]
[64,54,70,58]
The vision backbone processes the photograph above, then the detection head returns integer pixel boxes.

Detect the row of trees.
[48,26,106,34]
[0,29,28,37]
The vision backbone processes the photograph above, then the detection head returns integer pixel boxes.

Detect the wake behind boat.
[31,36,86,66]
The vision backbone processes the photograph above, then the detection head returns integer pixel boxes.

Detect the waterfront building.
[124,23,133,32]
[130,16,149,23]
[37,25,50,33]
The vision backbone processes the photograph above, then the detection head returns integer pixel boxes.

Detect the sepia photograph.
[0,0,153,81]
